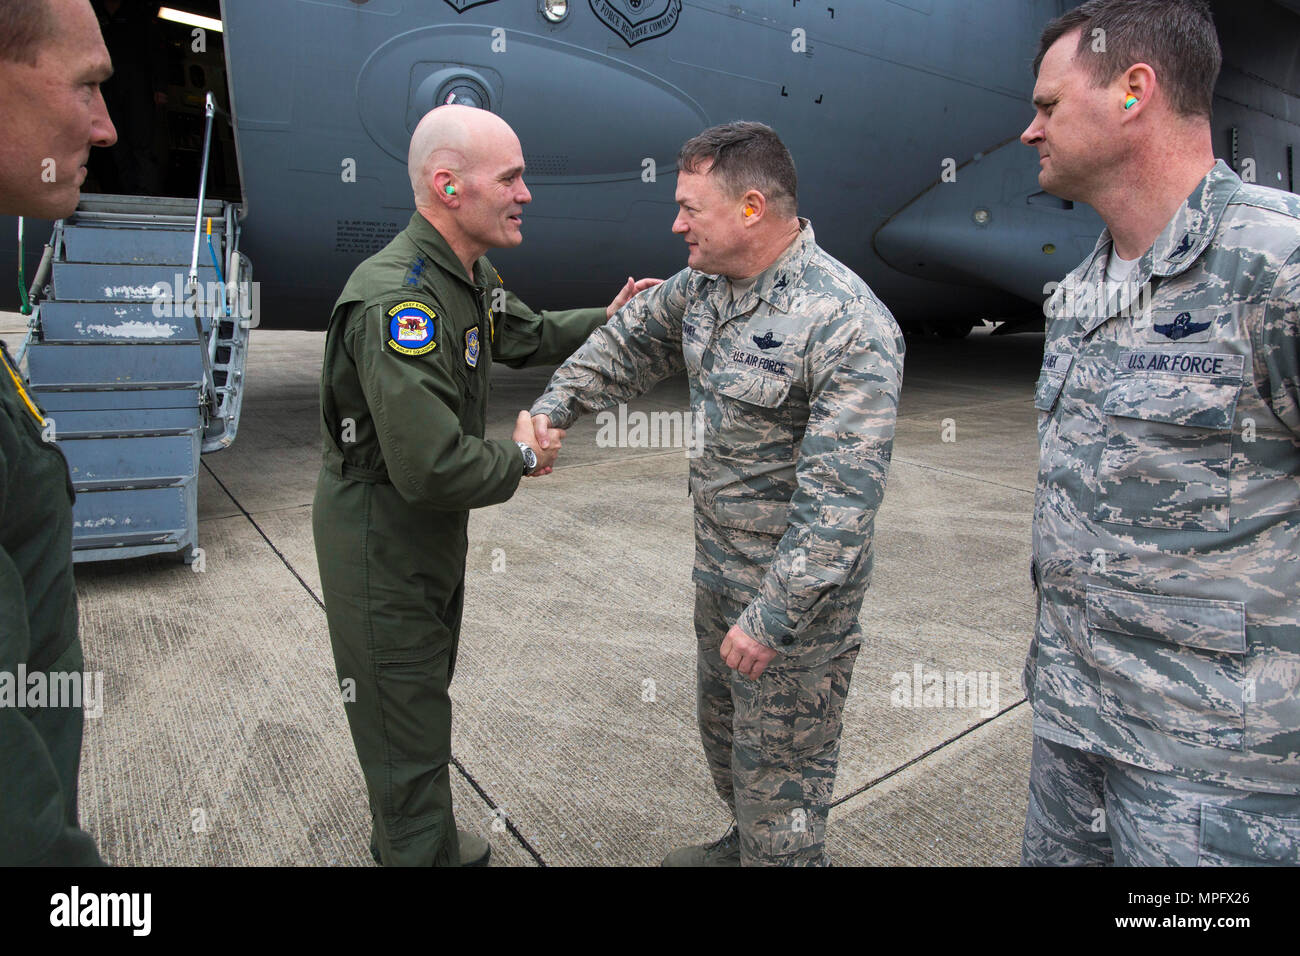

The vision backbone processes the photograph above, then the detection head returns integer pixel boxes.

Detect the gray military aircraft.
[1,0,1295,563]
[5,0,1298,335]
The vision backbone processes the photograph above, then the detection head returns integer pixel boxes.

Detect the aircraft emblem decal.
[442,0,499,12]
[1152,311,1212,341]
[589,0,683,47]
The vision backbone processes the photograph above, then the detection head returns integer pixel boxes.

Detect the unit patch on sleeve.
[386,301,438,356]
[465,326,481,368]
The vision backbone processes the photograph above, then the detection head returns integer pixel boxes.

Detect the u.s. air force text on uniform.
[313,211,606,866]
[531,220,905,865]
[1023,161,1300,865]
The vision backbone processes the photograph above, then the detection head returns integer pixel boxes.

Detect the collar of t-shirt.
[1104,248,1141,314]
[727,273,760,305]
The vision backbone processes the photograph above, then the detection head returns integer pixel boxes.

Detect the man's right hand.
[513,410,564,477]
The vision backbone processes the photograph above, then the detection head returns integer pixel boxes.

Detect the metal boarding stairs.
[19,94,252,563]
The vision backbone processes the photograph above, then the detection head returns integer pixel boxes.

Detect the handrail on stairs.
[186,91,232,421]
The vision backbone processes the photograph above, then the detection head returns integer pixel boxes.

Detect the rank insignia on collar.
[387,301,438,356]
[1168,233,1194,261]
[404,257,426,287]
[465,326,481,368]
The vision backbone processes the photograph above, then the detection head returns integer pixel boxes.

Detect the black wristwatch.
[516,441,538,475]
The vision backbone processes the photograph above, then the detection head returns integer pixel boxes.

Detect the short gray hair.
[677,121,798,217]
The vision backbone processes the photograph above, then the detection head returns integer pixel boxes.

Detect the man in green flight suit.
[313,104,658,866]
[0,0,117,866]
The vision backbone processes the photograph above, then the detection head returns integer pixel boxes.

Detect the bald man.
[312,105,656,866]
[0,0,115,866]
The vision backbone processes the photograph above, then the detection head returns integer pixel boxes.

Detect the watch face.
[519,443,537,472]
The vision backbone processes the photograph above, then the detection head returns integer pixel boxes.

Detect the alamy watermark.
[891,663,999,718]
[1043,277,1154,320]
[0,665,104,718]
[145,274,261,325]
[595,403,704,458]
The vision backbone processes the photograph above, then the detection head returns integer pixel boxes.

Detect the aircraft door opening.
[86,0,242,204]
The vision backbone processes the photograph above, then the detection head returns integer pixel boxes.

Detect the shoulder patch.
[386,301,438,356]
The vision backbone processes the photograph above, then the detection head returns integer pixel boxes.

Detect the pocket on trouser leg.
[731,655,849,865]
[370,651,457,866]
[1198,806,1300,866]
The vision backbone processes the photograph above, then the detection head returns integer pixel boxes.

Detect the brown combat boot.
[660,823,740,867]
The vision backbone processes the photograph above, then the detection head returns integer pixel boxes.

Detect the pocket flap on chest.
[1102,372,1239,430]
[715,371,792,408]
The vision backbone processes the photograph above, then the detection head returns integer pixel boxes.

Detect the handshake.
[507,276,662,480]
[512,411,562,478]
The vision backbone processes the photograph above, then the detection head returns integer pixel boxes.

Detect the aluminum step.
[37,389,201,438]
[62,223,207,266]
[51,261,219,304]
[38,301,210,342]
[72,193,225,221]
[59,432,199,490]
[71,481,196,561]
[27,342,205,389]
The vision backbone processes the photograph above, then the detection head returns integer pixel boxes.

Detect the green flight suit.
[0,345,103,866]
[312,212,606,866]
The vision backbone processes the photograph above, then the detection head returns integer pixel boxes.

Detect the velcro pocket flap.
[1103,361,1241,429]
[1086,585,1246,655]
[715,371,792,408]
[713,496,791,536]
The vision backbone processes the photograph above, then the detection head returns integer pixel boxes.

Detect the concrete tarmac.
[5,311,1045,866]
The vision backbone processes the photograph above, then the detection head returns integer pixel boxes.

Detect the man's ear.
[741,190,765,225]
[1119,62,1155,117]
[433,170,458,204]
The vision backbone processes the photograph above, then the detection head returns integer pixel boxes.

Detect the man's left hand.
[606,276,663,319]
[720,625,778,680]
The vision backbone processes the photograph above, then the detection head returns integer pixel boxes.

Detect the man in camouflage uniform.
[530,122,904,866]
[313,104,655,866]
[0,0,116,866]
[1020,0,1300,865]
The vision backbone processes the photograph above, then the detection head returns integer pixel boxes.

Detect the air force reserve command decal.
[387,301,438,356]
[442,0,498,12]
[590,0,682,47]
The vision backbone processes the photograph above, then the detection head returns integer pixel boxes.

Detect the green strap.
[17,217,31,316]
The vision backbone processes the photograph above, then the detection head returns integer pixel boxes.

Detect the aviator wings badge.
[1152,311,1212,341]
[589,0,683,47]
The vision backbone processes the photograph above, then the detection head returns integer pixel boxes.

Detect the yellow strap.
[1,350,45,426]
[490,269,503,343]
